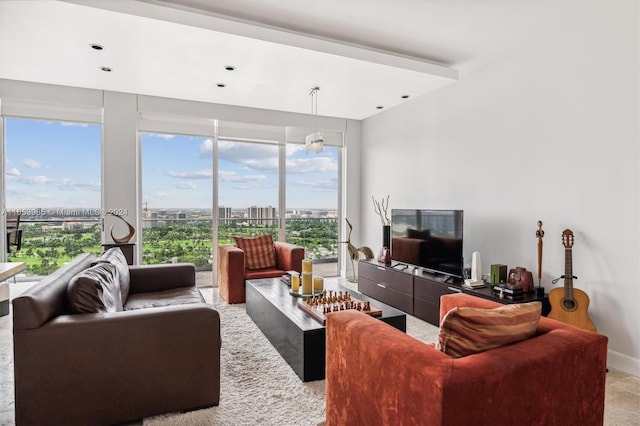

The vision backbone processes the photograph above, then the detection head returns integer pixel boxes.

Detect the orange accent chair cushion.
[233,234,277,270]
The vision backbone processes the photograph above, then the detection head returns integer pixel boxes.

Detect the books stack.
[280,270,299,286]
[462,279,487,289]
[493,284,524,299]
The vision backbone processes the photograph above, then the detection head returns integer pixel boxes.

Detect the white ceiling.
[0,0,570,120]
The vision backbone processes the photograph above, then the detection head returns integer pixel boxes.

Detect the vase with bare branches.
[372,195,391,249]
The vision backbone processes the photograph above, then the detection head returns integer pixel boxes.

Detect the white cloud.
[218,140,279,172]
[57,178,100,191]
[168,169,212,179]
[176,181,197,190]
[19,175,51,184]
[147,133,176,140]
[24,159,45,169]
[60,122,90,127]
[144,190,169,200]
[286,145,306,156]
[219,170,267,183]
[200,138,214,155]
[6,168,21,177]
[294,177,338,192]
[286,156,338,173]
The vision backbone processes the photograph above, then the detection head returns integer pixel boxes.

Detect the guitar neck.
[564,248,574,300]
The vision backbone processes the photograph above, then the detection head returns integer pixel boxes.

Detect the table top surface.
[0,262,26,282]
[246,277,406,332]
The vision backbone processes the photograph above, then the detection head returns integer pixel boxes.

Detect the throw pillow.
[436,302,541,358]
[67,262,123,314]
[94,247,130,304]
[234,234,277,270]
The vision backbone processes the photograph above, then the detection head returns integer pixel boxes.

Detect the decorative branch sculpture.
[372,195,391,226]
[339,218,374,282]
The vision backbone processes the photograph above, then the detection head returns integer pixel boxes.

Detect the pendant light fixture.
[305,86,324,154]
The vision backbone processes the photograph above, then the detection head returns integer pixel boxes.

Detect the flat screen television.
[391,209,464,278]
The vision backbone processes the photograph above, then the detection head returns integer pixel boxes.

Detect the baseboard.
[607,349,640,377]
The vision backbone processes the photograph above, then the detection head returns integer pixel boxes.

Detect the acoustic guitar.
[548,229,597,332]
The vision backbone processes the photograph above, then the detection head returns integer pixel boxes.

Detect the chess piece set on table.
[304,290,372,315]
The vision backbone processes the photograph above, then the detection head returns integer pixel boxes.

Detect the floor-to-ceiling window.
[285,143,339,276]
[138,116,343,281]
[217,139,279,243]
[4,117,101,276]
[140,132,213,269]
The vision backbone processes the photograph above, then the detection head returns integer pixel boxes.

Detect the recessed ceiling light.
[100,66,112,72]
[376,106,384,109]
[217,83,226,88]
[401,95,410,99]
[224,65,235,71]
[90,43,104,50]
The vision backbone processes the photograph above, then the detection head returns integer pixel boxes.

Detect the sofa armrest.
[128,263,195,294]
[13,304,221,425]
[218,245,246,303]
[274,242,304,272]
[439,292,501,323]
[326,310,453,426]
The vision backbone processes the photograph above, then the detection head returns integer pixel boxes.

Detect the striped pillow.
[234,234,277,270]
[436,302,541,358]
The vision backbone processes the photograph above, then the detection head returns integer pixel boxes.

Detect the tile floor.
[1,277,638,425]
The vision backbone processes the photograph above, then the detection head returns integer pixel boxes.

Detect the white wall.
[360,1,639,376]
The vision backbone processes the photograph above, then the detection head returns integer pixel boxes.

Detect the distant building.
[175,211,186,220]
[219,207,232,225]
[62,221,86,231]
[143,211,160,228]
[247,206,277,226]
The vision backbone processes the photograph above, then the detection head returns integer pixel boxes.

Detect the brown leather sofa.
[218,241,304,303]
[12,252,221,425]
[326,293,608,426]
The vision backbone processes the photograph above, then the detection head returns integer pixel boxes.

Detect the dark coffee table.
[246,277,406,382]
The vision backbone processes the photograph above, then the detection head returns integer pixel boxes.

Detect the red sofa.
[326,293,608,426]
[218,241,304,303]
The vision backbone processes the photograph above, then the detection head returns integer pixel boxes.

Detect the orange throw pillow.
[234,234,277,270]
[436,302,541,358]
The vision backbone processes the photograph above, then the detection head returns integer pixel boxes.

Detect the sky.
[5,118,101,210]
[4,118,339,211]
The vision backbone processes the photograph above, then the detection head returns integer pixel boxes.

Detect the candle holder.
[313,276,324,293]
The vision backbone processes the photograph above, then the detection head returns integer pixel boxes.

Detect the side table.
[0,262,27,316]
[102,243,135,265]
[460,285,551,316]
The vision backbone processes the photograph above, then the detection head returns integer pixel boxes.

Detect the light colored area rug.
[144,301,326,426]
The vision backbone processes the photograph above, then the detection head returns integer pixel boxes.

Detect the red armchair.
[326,293,608,426]
[218,239,304,303]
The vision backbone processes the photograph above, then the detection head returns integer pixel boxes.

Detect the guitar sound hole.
[562,299,576,311]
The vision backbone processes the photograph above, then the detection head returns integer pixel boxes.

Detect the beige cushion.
[234,234,277,270]
[436,302,542,358]
[67,262,123,313]
[94,247,130,303]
